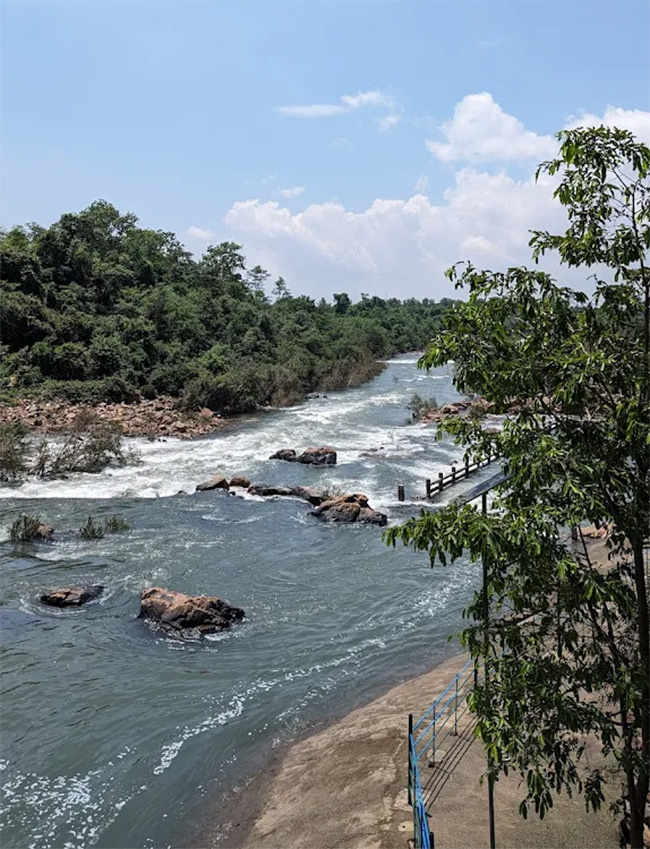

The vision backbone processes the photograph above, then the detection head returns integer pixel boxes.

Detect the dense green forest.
[0,201,456,414]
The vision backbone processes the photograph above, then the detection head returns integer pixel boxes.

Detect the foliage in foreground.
[0,203,457,412]
[386,127,650,846]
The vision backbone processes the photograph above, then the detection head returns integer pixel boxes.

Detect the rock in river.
[298,446,337,466]
[311,493,387,526]
[41,585,104,607]
[139,587,245,635]
[269,446,337,466]
[229,475,251,488]
[195,474,230,491]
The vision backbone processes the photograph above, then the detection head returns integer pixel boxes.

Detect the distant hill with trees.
[0,201,458,414]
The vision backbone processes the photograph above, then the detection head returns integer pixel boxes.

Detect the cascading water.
[0,357,496,849]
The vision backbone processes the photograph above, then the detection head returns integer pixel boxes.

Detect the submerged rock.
[139,587,245,635]
[289,486,327,505]
[41,585,104,607]
[195,474,229,492]
[311,493,387,526]
[247,484,294,498]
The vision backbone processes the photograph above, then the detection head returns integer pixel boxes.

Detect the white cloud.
[261,173,278,184]
[277,104,348,118]
[413,174,429,193]
[277,88,399,131]
[224,99,650,301]
[378,113,401,132]
[332,137,354,148]
[278,186,306,198]
[341,90,394,110]
[186,226,215,242]
[426,92,557,163]
[565,105,650,143]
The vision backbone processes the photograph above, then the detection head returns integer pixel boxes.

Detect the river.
[0,356,495,849]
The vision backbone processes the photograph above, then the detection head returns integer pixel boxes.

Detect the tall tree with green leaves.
[386,127,650,847]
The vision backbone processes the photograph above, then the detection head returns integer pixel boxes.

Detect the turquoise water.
[0,358,495,848]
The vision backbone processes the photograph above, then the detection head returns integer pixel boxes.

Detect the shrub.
[30,409,139,478]
[79,516,104,540]
[10,514,50,541]
[104,514,130,533]
[407,393,439,420]
[0,422,28,480]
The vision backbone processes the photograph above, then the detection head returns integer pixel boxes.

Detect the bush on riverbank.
[0,201,458,413]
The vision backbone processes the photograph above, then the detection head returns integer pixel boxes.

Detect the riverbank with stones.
[0,397,230,439]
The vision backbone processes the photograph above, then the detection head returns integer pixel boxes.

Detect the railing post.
[425,478,431,499]
[408,713,413,806]
[465,457,470,478]
[451,466,456,484]
[432,717,436,763]
[438,472,444,493]
[398,484,405,502]
[454,675,459,735]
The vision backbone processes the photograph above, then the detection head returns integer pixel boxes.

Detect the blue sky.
[2,1,649,299]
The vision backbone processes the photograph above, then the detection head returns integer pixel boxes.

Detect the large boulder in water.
[139,587,245,635]
[195,474,229,492]
[289,486,327,505]
[311,493,387,526]
[297,446,337,466]
[269,448,297,462]
[229,475,250,488]
[41,585,104,607]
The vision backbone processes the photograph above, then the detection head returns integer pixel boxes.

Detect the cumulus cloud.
[426,92,557,163]
[277,88,400,131]
[278,186,306,198]
[565,105,650,142]
[186,226,215,242]
[224,99,650,301]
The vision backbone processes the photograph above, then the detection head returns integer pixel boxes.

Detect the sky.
[1,0,650,301]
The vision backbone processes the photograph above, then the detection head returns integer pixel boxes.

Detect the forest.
[0,201,456,414]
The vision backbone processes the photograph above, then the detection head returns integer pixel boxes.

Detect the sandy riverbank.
[204,533,619,849]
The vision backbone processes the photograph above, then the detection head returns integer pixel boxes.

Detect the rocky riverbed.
[0,397,230,439]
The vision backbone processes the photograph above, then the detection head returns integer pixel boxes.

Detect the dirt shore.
[205,533,619,849]
[0,397,232,439]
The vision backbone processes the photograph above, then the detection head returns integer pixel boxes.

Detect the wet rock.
[138,587,245,635]
[196,474,230,492]
[311,493,387,526]
[247,484,294,498]
[269,448,297,462]
[34,523,54,542]
[41,585,104,607]
[289,486,327,506]
[229,475,251,488]
[297,446,337,466]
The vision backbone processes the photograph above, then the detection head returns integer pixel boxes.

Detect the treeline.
[0,201,457,414]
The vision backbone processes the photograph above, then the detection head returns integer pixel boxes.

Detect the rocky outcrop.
[229,475,251,488]
[290,486,327,505]
[41,585,104,607]
[139,587,245,635]
[195,474,230,492]
[248,484,295,498]
[298,446,337,466]
[420,398,493,424]
[34,523,55,542]
[311,493,387,526]
[269,446,337,465]
[0,397,228,440]
[270,448,297,462]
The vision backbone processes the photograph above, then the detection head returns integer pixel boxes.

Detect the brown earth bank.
[0,397,231,439]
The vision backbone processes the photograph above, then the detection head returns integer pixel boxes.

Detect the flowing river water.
[0,357,497,849]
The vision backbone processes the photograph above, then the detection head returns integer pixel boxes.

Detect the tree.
[386,128,650,847]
